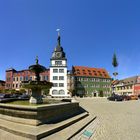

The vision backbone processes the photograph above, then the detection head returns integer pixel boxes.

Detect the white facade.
[49,34,69,97]
[50,60,69,97]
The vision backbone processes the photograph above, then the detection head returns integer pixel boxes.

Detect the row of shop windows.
[114,86,132,90]
[7,83,21,89]
[77,90,110,95]
[7,82,64,89]
[13,84,21,88]
[85,91,110,94]
[76,77,111,82]
[6,83,20,89]
[77,84,110,88]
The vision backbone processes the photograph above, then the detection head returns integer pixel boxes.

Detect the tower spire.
[56,29,60,46]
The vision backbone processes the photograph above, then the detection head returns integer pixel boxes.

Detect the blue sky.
[0,0,140,80]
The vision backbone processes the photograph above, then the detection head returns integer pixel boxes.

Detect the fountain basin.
[0,101,81,126]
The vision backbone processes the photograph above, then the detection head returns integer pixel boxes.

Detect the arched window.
[52,90,58,95]
[59,90,65,95]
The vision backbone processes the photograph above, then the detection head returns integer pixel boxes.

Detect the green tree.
[42,88,50,96]
[19,89,26,94]
[112,53,119,79]
[3,89,9,93]
[8,89,16,94]
[112,53,118,67]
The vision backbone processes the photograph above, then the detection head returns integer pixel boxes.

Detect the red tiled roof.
[73,66,110,78]
[111,80,119,85]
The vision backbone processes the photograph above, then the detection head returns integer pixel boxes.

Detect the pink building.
[134,76,140,95]
[5,68,49,90]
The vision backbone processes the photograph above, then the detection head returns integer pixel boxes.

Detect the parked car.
[130,95,138,100]
[0,93,5,99]
[10,93,21,98]
[0,93,11,99]
[107,94,123,101]
[122,95,131,101]
[18,94,30,99]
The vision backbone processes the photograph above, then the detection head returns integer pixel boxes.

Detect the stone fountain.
[0,57,87,139]
[22,56,53,104]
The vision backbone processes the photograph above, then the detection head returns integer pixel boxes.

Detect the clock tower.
[49,32,69,97]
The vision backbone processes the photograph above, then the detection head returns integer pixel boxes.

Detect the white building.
[49,34,70,97]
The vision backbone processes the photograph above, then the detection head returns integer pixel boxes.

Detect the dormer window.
[76,69,80,72]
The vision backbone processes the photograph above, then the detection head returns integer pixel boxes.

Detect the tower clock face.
[56,52,62,58]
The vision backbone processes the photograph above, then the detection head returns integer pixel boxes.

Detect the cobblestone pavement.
[76,97,140,140]
[1,98,140,140]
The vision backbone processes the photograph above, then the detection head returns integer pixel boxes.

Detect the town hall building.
[49,33,69,97]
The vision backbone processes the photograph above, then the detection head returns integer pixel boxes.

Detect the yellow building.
[113,76,137,95]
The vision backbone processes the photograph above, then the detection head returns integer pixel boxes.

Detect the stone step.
[43,115,96,140]
[0,112,89,140]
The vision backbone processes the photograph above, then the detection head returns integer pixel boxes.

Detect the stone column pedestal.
[29,89,43,104]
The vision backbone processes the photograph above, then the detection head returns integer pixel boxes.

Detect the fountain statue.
[22,56,53,104]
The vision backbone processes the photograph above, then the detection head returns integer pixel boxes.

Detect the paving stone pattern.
[77,97,140,140]
[1,98,140,140]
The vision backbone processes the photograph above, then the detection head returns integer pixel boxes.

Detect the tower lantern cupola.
[51,30,66,60]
